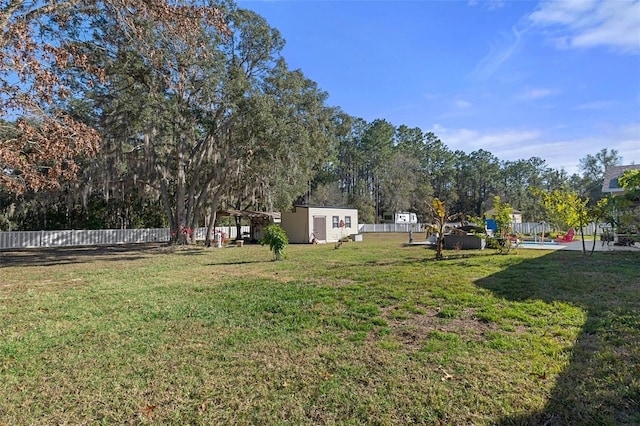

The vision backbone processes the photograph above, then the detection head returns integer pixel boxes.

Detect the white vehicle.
[382,212,418,224]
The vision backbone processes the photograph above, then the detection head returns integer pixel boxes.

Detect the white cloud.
[528,0,640,54]
[614,123,640,163]
[431,123,448,134]
[468,0,506,10]
[471,26,525,79]
[574,100,616,110]
[529,0,599,26]
[429,125,541,155]
[455,99,472,109]
[428,123,640,174]
[518,88,557,100]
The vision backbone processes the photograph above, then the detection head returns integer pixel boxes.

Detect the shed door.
[313,216,326,241]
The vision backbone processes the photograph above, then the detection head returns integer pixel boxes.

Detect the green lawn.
[1,234,638,425]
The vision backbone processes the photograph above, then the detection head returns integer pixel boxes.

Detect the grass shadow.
[0,244,165,268]
[205,259,269,266]
[475,250,640,425]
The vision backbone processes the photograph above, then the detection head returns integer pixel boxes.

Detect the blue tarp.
[485,219,497,231]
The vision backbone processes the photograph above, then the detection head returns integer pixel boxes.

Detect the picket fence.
[0,226,251,250]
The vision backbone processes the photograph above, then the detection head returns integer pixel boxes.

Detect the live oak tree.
[215,59,341,242]
[1,0,98,193]
[74,3,336,244]
[0,0,227,195]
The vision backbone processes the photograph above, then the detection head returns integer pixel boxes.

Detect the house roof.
[601,164,640,193]
[485,208,522,215]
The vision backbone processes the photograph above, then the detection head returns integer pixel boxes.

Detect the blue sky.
[237,0,640,175]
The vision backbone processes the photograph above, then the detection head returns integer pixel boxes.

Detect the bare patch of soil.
[385,307,498,350]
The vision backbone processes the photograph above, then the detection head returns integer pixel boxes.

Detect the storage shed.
[281,206,359,243]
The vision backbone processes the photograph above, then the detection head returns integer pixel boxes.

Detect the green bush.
[261,225,288,260]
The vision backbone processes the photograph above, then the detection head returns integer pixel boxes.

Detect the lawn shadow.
[475,250,640,425]
[205,259,268,266]
[0,243,166,268]
[360,250,499,267]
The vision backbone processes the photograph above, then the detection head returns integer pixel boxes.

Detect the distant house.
[485,208,523,224]
[602,164,640,195]
[281,206,358,243]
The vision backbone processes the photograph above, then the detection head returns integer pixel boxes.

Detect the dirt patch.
[385,307,498,350]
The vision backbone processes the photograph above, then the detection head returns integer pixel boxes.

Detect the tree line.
[0,0,629,242]
[310,120,624,224]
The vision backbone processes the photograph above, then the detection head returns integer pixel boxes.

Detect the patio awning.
[216,210,281,221]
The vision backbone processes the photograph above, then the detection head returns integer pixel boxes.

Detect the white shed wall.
[281,208,310,244]
[282,206,358,243]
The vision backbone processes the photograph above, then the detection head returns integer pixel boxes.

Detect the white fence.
[0,226,250,250]
[358,223,422,233]
[513,222,600,235]
[0,222,606,250]
[359,222,602,235]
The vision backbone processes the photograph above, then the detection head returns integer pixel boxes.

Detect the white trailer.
[382,212,418,224]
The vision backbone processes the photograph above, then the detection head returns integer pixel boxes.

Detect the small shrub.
[261,225,288,260]
[437,307,459,319]
[486,237,500,249]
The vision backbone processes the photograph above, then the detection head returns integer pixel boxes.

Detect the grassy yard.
[1,234,639,425]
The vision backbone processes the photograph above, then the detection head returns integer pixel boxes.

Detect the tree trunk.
[205,192,221,247]
[235,215,243,241]
[175,138,189,244]
[159,177,176,243]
